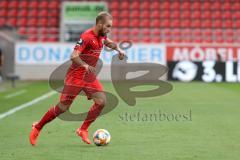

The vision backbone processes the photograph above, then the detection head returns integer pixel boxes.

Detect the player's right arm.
[70,37,96,73]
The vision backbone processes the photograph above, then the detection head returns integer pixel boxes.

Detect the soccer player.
[29,12,125,145]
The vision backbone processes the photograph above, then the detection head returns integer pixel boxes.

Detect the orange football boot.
[76,128,91,144]
[29,122,41,146]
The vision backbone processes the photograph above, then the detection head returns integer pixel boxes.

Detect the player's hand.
[83,64,96,73]
[118,49,125,60]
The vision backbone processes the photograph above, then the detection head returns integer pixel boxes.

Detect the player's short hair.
[96,12,112,24]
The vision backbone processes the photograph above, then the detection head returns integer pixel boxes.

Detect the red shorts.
[60,78,103,105]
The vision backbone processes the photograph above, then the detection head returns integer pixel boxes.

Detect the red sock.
[80,103,104,130]
[35,105,63,130]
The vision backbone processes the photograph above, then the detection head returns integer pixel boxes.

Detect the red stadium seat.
[120,19,130,27]
[233,11,240,20]
[130,19,140,28]
[212,29,223,37]
[18,10,28,17]
[141,28,150,36]
[48,18,58,27]
[171,19,180,28]
[181,19,191,28]
[181,11,191,19]
[130,10,140,18]
[39,27,48,35]
[173,28,181,36]
[201,11,211,19]
[119,10,129,19]
[48,9,59,18]
[38,36,48,42]
[0,1,8,8]
[193,29,201,37]
[201,20,212,28]
[39,1,48,9]
[28,36,38,42]
[203,36,213,43]
[28,1,38,9]
[215,37,224,43]
[171,11,180,19]
[203,29,212,37]
[111,10,119,19]
[181,2,191,10]
[7,18,17,26]
[28,9,38,17]
[0,9,7,17]
[235,20,240,28]
[49,1,59,9]
[141,10,150,19]
[161,19,170,28]
[142,37,151,43]
[161,1,170,10]
[191,19,201,28]
[141,19,150,28]
[151,19,161,28]
[151,28,161,36]
[120,1,129,9]
[141,1,150,10]
[212,20,222,28]
[161,10,170,19]
[8,1,18,9]
[212,11,221,19]
[131,1,140,10]
[27,18,37,27]
[8,9,17,17]
[38,10,48,17]
[172,36,182,43]
[224,29,234,37]
[109,1,119,10]
[171,2,180,10]
[222,11,232,19]
[17,18,27,27]
[181,28,191,36]
[38,17,48,27]
[222,2,231,11]
[162,37,172,43]
[192,2,201,10]
[161,29,171,37]
[18,27,27,36]
[232,2,240,11]
[47,37,58,42]
[202,2,211,10]
[152,36,161,43]
[151,1,160,10]
[120,28,129,37]
[28,27,38,35]
[211,1,221,10]
[192,11,201,19]
[224,20,233,28]
[130,28,139,37]
[0,18,5,26]
[151,10,160,19]
[19,1,28,8]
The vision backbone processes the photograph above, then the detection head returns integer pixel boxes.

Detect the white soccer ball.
[93,129,111,146]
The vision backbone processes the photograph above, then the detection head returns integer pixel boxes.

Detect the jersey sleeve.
[74,35,89,53]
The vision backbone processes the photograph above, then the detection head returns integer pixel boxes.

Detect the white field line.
[0,91,57,120]
[4,90,27,99]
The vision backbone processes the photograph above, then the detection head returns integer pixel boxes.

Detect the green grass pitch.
[0,81,239,160]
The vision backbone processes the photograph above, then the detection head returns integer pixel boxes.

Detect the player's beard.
[98,29,106,37]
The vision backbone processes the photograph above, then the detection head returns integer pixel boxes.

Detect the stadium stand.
[0,0,239,43]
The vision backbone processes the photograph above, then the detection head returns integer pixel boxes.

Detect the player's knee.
[57,102,70,112]
[94,98,106,107]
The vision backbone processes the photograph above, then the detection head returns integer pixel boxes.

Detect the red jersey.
[65,28,107,84]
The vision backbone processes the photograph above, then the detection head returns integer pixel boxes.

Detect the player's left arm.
[104,38,125,60]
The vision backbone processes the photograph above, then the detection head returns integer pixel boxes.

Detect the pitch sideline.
[0,91,57,120]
